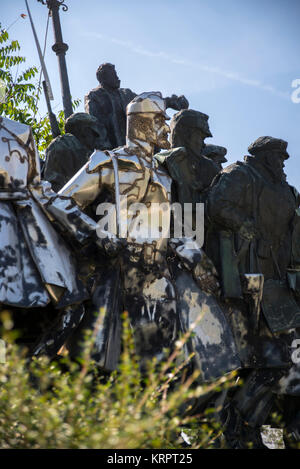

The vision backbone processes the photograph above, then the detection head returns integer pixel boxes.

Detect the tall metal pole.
[38,0,73,118]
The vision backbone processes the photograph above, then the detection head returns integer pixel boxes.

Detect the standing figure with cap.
[53,91,240,379]
[206,136,300,448]
[43,112,109,192]
[154,109,222,208]
[85,63,189,150]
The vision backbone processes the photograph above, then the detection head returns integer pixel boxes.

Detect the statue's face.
[188,128,205,157]
[258,149,287,181]
[269,150,287,180]
[100,66,120,89]
[153,114,171,149]
[128,113,170,150]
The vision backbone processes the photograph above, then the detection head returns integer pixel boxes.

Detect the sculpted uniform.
[155,110,219,208]
[62,143,178,364]
[85,85,136,150]
[43,113,104,193]
[206,137,300,446]
[0,116,88,309]
[0,116,94,355]
[0,116,126,358]
[206,140,300,366]
[58,92,240,377]
[44,133,93,192]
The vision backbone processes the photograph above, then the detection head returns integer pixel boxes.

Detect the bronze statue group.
[0,63,300,449]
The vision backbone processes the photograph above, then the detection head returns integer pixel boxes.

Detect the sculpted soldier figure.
[0,116,89,354]
[155,110,220,207]
[84,63,189,150]
[56,92,240,378]
[206,136,300,447]
[0,115,124,358]
[43,112,108,192]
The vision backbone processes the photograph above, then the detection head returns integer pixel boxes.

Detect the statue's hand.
[165,94,189,111]
[169,237,220,296]
[239,219,257,241]
[193,257,221,297]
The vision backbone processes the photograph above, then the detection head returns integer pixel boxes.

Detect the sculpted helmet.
[65,112,101,137]
[127,91,170,119]
[170,109,212,138]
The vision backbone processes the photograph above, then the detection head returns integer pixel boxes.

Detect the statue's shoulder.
[46,135,87,166]
[87,149,112,172]
[289,185,300,206]
[221,161,248,176]
[87,147,141,173]
[114,147,143,170]
[85,86,107,101]
[0,116,30,142]
[211,161,252,191]
[154,147,187,166]
[119,88,136,99]
[46,134,80,152]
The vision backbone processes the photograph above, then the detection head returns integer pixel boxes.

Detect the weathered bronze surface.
[3,77,300,447]
[43,112,107,192]
[85,63,189,150]
[205,135,300,447]
[154,109,222,207]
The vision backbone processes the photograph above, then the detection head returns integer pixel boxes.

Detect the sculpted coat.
[206,139,300,368]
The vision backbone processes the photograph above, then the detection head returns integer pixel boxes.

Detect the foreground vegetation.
[0,311,236,449]
[0,25,78,155]
[0,22,232,450]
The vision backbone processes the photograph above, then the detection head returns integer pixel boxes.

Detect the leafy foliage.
[0,25,80,157]
[0,311,234,449]
[0,27,39,125]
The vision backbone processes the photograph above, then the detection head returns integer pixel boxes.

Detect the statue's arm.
[169,237,220,295]
[58,159,102,210]
[207,168,253,234]
[164,94,189,111]
[84,91,105,123]
[36,158,122,255]
[45,153,110,241]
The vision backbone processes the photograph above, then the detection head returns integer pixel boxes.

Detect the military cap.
[248,136,289,159]
[170,109,212,138]
[202,144,227,163]
[65,112,101,136]
[127,91,170,119]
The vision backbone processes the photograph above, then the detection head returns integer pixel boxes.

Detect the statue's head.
[170,109,212,157]
[202,144,227,170]
[96,63,120,89]
[248,136,289,181]
[126,92,171,150]
[65,113,105,150]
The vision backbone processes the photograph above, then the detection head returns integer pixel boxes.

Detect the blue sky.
[2,0,300,187]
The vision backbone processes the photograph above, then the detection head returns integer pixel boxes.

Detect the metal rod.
[25,0,54,99]
[42,80,60,138]
[38,0,73,119]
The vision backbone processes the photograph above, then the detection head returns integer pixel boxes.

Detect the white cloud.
[82,31,289,100]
